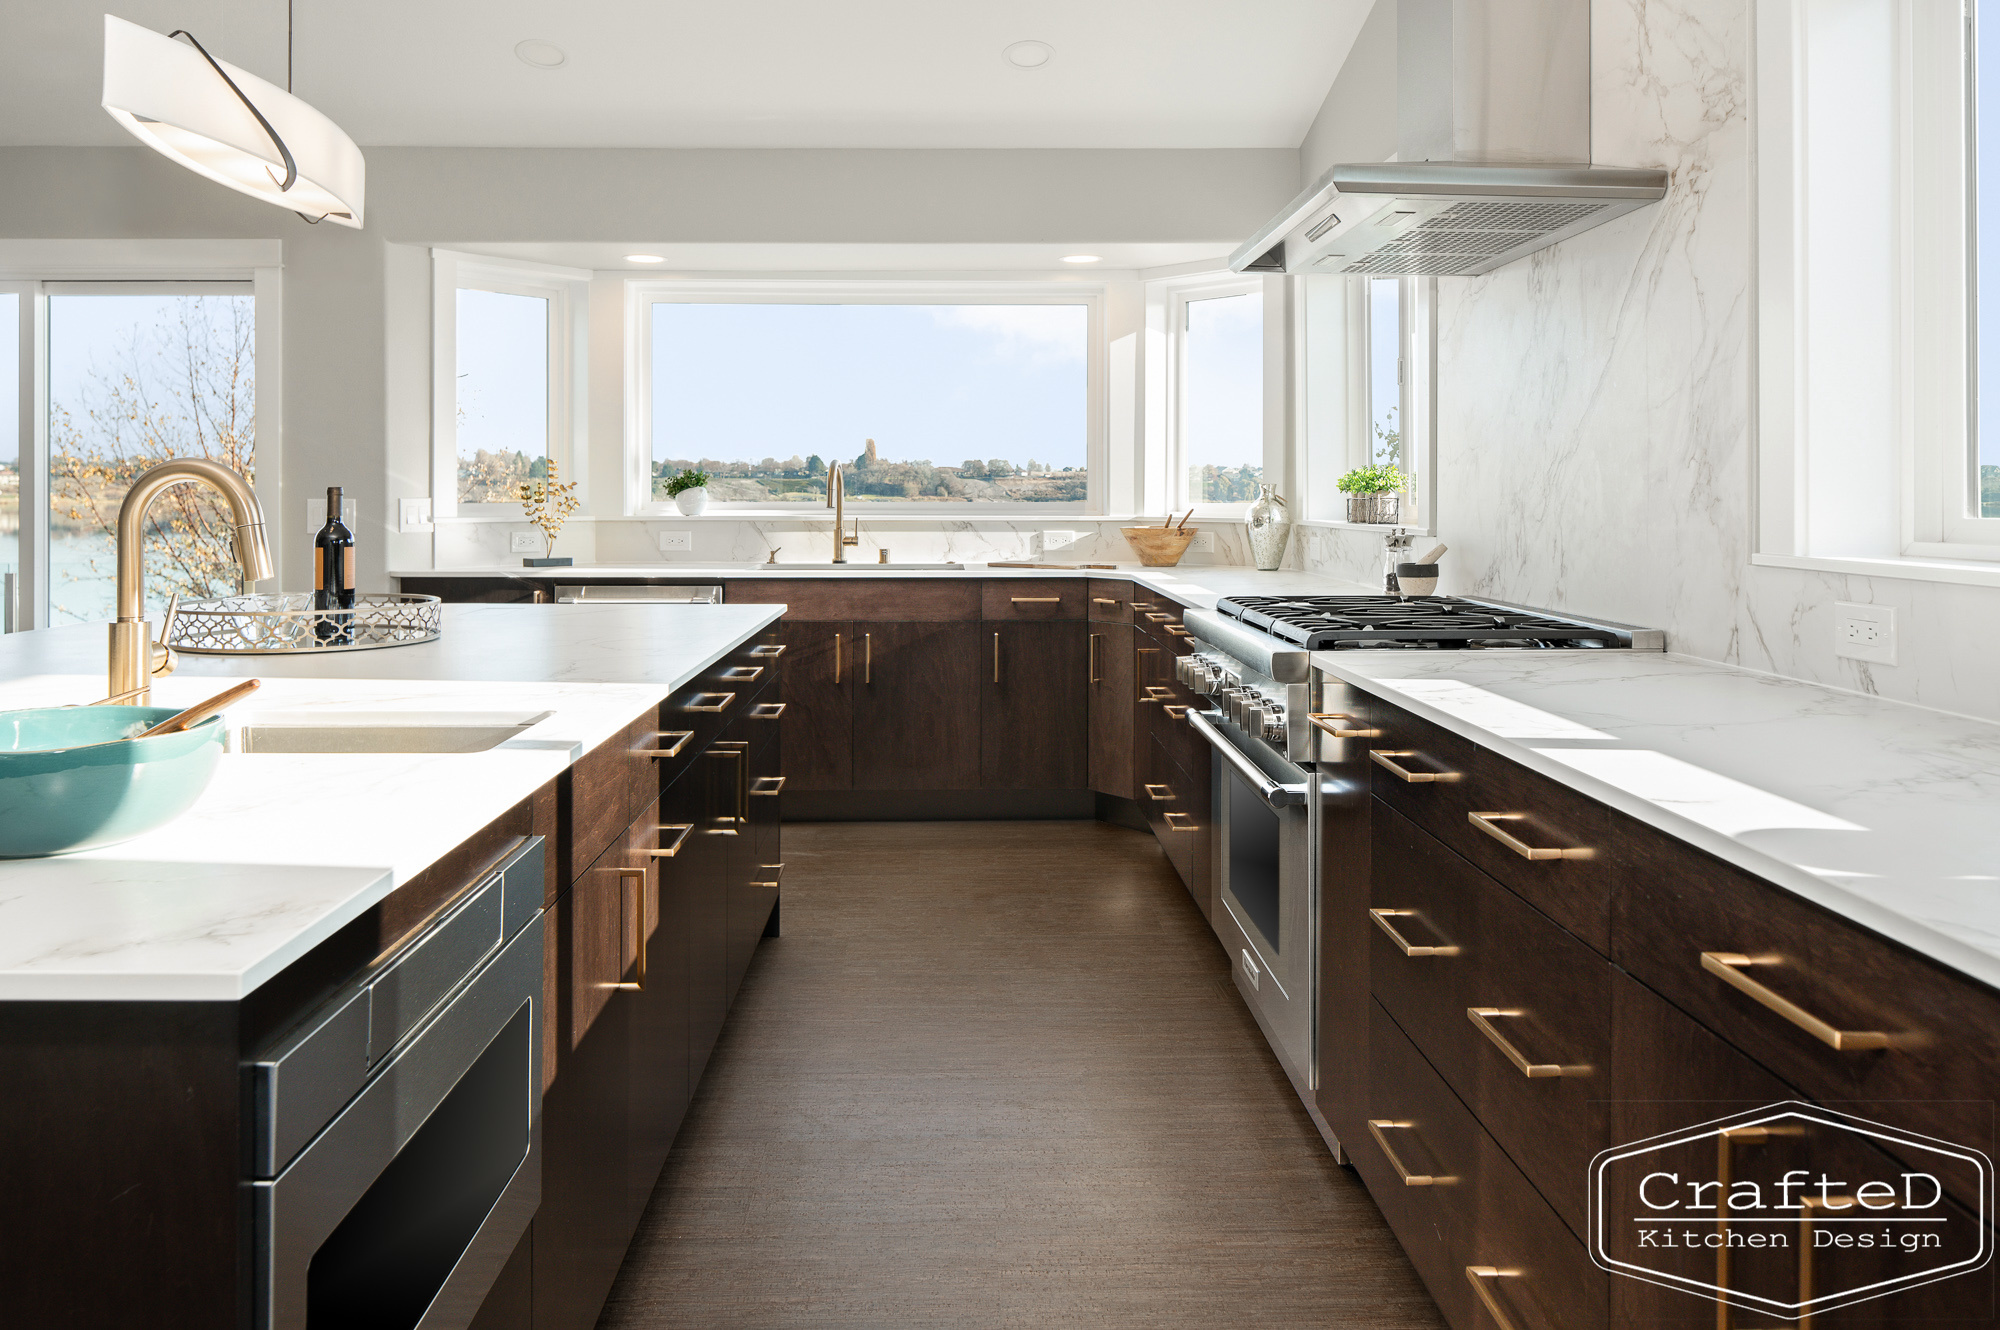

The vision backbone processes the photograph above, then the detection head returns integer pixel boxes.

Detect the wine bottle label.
[343,547,355,588]
[315,560,323,591]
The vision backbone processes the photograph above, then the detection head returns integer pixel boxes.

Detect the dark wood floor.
[598,819,1447,1328]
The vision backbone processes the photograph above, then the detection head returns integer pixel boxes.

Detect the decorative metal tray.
[165,593,442,655]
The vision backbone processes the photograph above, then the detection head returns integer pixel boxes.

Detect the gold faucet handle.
[150,593,180,678]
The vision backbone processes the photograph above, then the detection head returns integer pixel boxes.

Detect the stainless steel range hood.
[1230,0,1669,277]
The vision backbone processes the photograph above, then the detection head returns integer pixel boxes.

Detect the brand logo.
[1590,1102,1992,1320]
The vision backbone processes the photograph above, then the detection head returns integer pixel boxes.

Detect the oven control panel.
[1178,650,1298,750]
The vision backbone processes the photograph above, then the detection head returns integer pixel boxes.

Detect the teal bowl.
[0,707,226,858]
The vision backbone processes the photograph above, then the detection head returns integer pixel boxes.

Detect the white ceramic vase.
[673,486,709,517]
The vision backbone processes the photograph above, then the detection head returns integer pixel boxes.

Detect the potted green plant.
[1336,462,1407,524]
[516,459,581,566]
[664,467,711,516]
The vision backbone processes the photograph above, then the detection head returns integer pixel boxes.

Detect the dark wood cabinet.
[981,620,1088,789]
[1088,622,1135,799]
[850,620,982,789]
[777,619,851,791]
[688,744,735,1079]
[1314,679,1375,1157]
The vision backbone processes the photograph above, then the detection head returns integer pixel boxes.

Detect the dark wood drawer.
[1368,700,1609,953]
[1365,1001,1608,1330]
[1087,578,1133,623]
[981,578,1084,619]
[1370,800,1610,1238]
[565,709,660,887]
[1129,597,1186,644]
[723,578,979,620]
[1615,827,2000,1214]
[1140,734,1209,915]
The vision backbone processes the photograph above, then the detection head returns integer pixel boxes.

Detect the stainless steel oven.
[247,838,546,1330]
[1190,709,1316,1096]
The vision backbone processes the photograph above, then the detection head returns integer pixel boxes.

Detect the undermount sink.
[760,562,965,571]
[235,711,552,754]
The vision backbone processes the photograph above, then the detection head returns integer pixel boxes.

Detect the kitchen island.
[0,601,784,1330]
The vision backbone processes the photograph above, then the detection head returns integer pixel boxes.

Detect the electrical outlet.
[398,498,433,533]
[1834,601,1897,665]
[509,531,540,554]
[1186,532,1214,551]
[658,531,693,553]
[1042,529,1078,551]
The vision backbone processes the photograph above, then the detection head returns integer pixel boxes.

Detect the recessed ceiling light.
[1004,40,1054,69]
[625,254,665,264]
[1061,254,1101,264]
[515,39,566,69]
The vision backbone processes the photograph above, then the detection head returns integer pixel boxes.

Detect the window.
[1298,273,1435,527]
[1,290,17,630]
[431,252,586,517]
[632,284,1101,512]
[1976,0,2000,521]
[1367,277,1404,470]
[1180,287,1265,505]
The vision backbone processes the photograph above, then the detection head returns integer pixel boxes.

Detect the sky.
[1183,290,1263,473]
[0,293,14,465]
[457,288,550,460]
[1369,277,1400,462]
[650,302,1089,468]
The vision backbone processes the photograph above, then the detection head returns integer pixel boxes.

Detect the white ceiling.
[2,1,1367,149]
[449,242,1235,275]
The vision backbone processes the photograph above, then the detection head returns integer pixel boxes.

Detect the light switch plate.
[398,498,433,533]
[1834,601,1896,665]
[658,531,693,553]
[1042,529,1078,550]
[306,497,325,528]
[509,531,540,554]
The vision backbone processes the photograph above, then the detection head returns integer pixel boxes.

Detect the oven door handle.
[1188,710,1308,809]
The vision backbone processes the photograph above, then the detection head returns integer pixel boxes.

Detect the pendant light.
[101,11,364,228]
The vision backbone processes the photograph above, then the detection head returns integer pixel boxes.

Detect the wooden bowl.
[1121,526,1198,567]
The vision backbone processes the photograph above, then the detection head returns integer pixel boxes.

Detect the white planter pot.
[673,486,709,517]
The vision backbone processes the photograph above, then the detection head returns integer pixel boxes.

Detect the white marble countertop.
[1313,649,2000,991]
[0,602,782,1002]
[391,561,1379,611]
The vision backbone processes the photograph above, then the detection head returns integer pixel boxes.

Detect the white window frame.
[1158,273,1278,517]
[1754,0,2000,586]
[431,249,589,521]
[0,241,282,632]
[1296,273,1438,532]
[625,279,1105,517]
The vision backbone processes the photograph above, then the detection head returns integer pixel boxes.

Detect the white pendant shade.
[101,14,364,228]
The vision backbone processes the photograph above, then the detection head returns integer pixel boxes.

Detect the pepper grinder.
[1382,528,1416,594]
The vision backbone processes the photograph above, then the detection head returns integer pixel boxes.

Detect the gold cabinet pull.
[1369,749,1459,783]
[1162,704,1189,720]
[749,642,787,657]
[1163,812,1199,831]
[1464,1267,1524,1330]
[648,824,694,859]
[1468,811,1594,861]
[1143,783,1175,801]
[720,665,765,681]
[1092,597,1120,606]
[1134,646,1158,700]
[686,692,735,713]
[864,632,872,684]
[749,775,787,796]
[750,701,787,719]
[647,730,694,758]
[1011,596,1061,604]
[613,866,648,991]
[1367,1120,1455,1186]
[1141,686,1173,703]
[1700,952,1890,1051]
[833,633,841,684]
[1369,909,1460,957]
[1089,632,1100,683]
[993,632,1001,684]
[1164,624,1192,637]
[1311,712,1382,740]
[1466,1007,1582,1078]
[1144,611,1174,622]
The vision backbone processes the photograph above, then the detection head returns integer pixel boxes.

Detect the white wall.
[1299,0,1398,184]
[1288,0,2000,723]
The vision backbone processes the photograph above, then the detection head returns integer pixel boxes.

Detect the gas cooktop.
[1214,594,1662,651]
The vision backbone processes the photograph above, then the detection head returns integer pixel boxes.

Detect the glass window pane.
[457,289,549,504]
[1,293,17,608]
[47,291,255,627]
[1184,291,1264,504]
[649,303,1088,504]
[1981,1,2000,515]
[1368,278,1403,469]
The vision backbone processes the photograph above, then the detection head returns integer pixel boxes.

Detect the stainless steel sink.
[236,711,552,754]
[759,562,965,571]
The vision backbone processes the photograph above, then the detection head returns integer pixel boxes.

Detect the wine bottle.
[314,486,356,644]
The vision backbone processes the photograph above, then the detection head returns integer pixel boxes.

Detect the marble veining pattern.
[1317,649,2000,990]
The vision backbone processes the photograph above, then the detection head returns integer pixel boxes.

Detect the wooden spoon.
[137,679,261,737]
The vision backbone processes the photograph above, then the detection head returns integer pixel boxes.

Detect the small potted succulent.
[664,467,711,517]
[516,459,581,566]
[1337,463,1407,524]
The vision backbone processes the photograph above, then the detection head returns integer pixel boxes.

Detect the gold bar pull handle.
[1468,811,1594,861]
[1368,750,1460,783]
[647,731,694,758]
[613,866,648,991]
[1369,908,1460,957]
[1092,597,1120,606]
[1464,1267,1524,1330]
[1162,704,1189,720]
[648,824,695,859]
[1135,647,1158,701]
[1163,812,1198,831]
[1142,783,1175,802]
[1700,952,1891,1051]
[720,665,765,681]
[864,632,871,684]
[1011,596,1061,604]
[749,776,787,796]
[833,633,841,685]
[1367,1120,1454,1186]
[748,642,787,658]
[749,702,787,719]
[993,631,1001,684]
[1467,1007,1584,1078]
[1089,632,1100,683]
[1310,712,1382,740]
[686,692,736,713]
